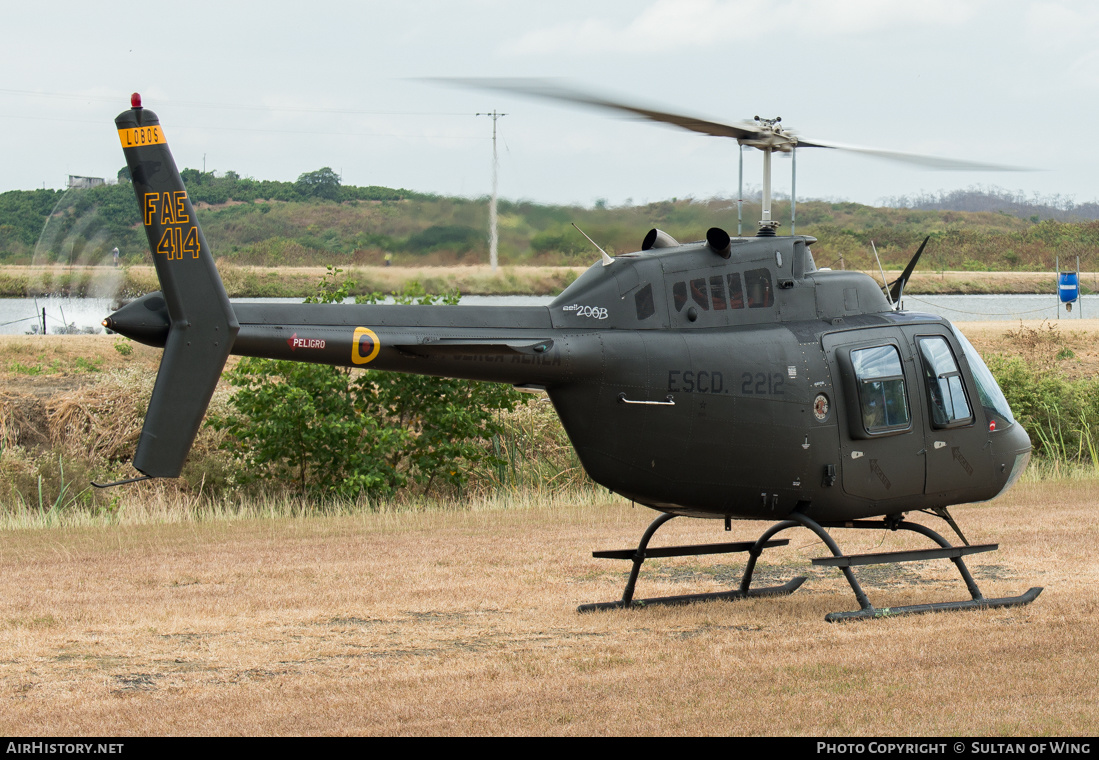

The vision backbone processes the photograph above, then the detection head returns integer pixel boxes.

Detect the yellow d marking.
[117,125,166,148]
[352,327,381,365]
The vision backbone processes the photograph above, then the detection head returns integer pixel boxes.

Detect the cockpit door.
[823,329,927,505]
[904,326,994,499]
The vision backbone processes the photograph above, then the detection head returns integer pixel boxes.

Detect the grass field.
[1,478,1096,736]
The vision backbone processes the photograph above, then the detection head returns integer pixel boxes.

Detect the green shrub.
[986,353,1099,464]
[209,270,526,501]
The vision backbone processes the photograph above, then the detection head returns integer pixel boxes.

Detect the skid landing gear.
[579,511,1042,622]
[577,512,806,613]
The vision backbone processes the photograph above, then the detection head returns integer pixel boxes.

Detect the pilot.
[863,398,886,430]
[925,371,948,426]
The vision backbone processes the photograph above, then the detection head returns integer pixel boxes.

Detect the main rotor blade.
[794,137,1030,172]
[436,77,765,141]
[433,78,1030,172]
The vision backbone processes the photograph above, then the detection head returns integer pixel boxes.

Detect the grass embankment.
[0,332,594,523]
[0,264,584,298]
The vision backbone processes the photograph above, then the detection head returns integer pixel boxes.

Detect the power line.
[476,110,507,272]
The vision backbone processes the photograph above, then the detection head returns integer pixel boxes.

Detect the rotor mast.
[739,116,796,236]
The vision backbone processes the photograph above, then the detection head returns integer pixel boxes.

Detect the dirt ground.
[960,319,1099,381]
[0,481,1096,736]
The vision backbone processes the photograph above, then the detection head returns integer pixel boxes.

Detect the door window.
[918,336,973,427]
[851,345,910,434]
[672,281,687,312]
[634,283,655,320]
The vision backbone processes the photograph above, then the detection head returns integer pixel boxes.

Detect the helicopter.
[103,90,1041,622]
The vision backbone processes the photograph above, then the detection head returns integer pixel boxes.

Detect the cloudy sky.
[3,1,1096,210]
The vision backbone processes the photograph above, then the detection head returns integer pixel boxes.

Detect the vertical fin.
[115,96,239,477]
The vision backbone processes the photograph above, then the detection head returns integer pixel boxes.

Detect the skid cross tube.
[755,514,872,611]
[806,516,1043,622]
[578,513,804,613]
[578,511,1041,621]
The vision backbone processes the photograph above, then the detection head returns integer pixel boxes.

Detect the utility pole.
[476,110,506,271]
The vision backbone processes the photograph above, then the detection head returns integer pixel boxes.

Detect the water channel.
[1,293,1094,336]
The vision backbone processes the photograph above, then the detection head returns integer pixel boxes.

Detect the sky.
[3,0,1098,211]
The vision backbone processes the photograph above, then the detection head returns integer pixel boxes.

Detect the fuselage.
[109,232,1030,522]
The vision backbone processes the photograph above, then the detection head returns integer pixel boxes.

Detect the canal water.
[1,293,1095,336]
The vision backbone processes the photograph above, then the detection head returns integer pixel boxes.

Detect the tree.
[210,270,525,501]
[294,167,341,201]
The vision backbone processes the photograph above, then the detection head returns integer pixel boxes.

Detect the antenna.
[571,222,614,267]
[476,110,507,271]
[871,241,894,307]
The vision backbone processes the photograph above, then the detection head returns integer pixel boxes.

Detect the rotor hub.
[740,116,797,153]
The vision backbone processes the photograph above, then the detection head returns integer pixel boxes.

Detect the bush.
[986,353,1099,463]
[210,270,526,501]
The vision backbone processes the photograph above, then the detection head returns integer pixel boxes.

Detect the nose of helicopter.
[991,421,1031,499]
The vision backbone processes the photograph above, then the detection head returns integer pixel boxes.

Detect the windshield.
[953,328,1016,426]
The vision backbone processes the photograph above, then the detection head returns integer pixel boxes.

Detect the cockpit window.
[953,329,1017,426]
[745,269,773,308]
[852,345,911,433]
[918,336,973,428]
[727,273,745,309]
[672,281,687,312]
[690,278,709,310]
[635,283,655,320]
[710,275,727,310]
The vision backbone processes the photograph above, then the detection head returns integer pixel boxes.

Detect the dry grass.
[0,480,1095,736]
[956,320,1099,381]
[0,264,585,298]
[900,270,1096,295]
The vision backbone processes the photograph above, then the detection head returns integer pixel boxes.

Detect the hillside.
[4,175,1099,280]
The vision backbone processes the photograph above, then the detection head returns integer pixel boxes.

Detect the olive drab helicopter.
[103,89,1040,622]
